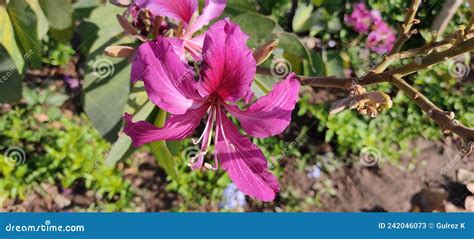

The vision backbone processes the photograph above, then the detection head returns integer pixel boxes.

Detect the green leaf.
[292,3,313,33]
[26,0,48,39]
[39,0,73,30]
[104,100,155,166]
[7,0,42,68]
[81,4,129,55]
[82,4,134,141]
[0,5,24,73]
[312,0,324,6]
[150,110,179,181]
[225,0,256,13]
[252,74,274,98]
[0,45,22,104]
[323,50,344,77]
[308,51,325,77]
[232,13,276,48]
[271,31,315,75]
[83,57,130,141]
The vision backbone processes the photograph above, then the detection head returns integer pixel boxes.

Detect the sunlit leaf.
[233,12,276,48]
[0,5,24,73]
[7,0,42,68]
[82,4,134,141]
[0,45,22,103]
[26,0,49,39]
[104,100,155,166]
[39,0,73,30]
[292,3,313,33]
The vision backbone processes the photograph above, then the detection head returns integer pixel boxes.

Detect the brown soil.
[246,138,473,212]
[2,138,472,212]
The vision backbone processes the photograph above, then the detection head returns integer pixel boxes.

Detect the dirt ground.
[275,138,473,212]
[3,137,472,212]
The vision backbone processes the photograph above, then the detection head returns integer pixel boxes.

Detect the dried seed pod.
[109,0,132,7]
[116,14,147,41]
[104,46,135,58]
[329,98,351,116]
[253,39,279,65]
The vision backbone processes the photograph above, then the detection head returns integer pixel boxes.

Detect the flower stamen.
[190,104,216,169]
[192,105,213,145]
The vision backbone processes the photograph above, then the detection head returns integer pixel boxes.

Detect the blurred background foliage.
[0,0,472,211]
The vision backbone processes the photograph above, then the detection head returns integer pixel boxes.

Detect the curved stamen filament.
[192,105,213,145]
[190,105,216,169]
[205,106,222,171]
[218,107,235,152]
[184,40,203,58]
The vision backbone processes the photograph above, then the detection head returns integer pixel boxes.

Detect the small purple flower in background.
[220,183,246,210]
[306,165,322,179]
[344,3,373,33]
[62,188,73,196]
[345,2,396,54]
[64,76,80,91]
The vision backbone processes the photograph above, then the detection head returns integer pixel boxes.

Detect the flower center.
[189,101,233,170]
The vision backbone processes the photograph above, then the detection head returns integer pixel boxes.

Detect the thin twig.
[390,0,422,54]
[391,75,474,142]
[388,36,474,77]
[373,0,421,73]
[256,0,474,142]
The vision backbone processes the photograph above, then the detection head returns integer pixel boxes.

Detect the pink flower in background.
[345,2,396,54]
[344,3,373,33]
[130,0,227,82]
[138,0,225,56]
[366,21,396,54]
[370,9,383,24]
[123,19,300,202]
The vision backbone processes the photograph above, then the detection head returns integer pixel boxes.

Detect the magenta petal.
[132,38,203,115]
[136,0,198,24]
[123,104,209,147]
[225,73,300,138]
[183,34,205,61]
[131,51,145,84]
[166,37,187,61]
[185,0,227,38]
[216,108,279,202]
[198,18,256,102]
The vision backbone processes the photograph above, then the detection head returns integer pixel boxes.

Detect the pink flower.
[137,0,225,57]
[366,21,396,54]
[344,3,373,33]
[130,0,227,82]
[123,19,301,201]
[345,3,396,54]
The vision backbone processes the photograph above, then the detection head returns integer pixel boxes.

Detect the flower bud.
[104,45,135,58]
[109,0,131,7]
[253,39,279,65]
